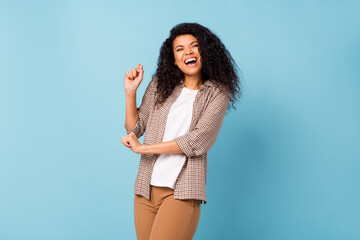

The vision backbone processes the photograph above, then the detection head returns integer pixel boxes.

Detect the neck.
[183,74,203,90]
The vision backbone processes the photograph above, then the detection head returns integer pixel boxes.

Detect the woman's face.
[173,34,202,78]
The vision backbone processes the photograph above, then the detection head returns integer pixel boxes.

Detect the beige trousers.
[134,185,201,240]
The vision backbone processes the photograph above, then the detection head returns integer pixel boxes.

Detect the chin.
[181,67,202,76]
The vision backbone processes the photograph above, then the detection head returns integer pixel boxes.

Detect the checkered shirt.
[125,76,230,204]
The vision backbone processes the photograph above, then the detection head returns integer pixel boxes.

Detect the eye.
[176,48,183,52]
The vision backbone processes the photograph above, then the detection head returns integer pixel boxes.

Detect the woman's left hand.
[121,132,143,154]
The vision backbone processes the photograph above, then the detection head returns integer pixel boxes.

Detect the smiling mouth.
[184,57,198,65]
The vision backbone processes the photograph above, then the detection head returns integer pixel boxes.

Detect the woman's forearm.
[140,140,183,154]
[125,91,138,132]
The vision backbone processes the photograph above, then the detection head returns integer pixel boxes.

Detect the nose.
[184,46,193,55]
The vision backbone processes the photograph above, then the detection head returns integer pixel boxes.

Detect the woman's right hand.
[124,64,144,94]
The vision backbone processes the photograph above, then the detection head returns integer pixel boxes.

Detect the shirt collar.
[179,79,214,90]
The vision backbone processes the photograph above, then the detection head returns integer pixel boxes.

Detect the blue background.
[1,0,359,239]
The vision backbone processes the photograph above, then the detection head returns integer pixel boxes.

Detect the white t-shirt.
[150,86,199,189]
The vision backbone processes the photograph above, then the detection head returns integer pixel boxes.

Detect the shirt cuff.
[174,135,193,158]
[125,119,141,138]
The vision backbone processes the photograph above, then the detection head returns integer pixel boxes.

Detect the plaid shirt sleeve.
[174,89,230,157]
[124,76,157,139]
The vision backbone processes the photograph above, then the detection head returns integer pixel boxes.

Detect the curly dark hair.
[153,22,242,110]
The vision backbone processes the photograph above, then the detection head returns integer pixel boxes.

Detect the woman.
[122,23,241,240]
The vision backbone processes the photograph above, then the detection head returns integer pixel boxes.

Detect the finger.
[122,136,131,147]
[128,71,134,79]
[126,71,131,79]
[121,137,126,146]
[138,65,144,79]
[132,68,138,78]
[126,70,133,79]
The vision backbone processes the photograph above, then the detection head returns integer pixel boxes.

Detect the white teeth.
[185,58,197,64]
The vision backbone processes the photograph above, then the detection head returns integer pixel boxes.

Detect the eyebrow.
[175,41,199,49]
